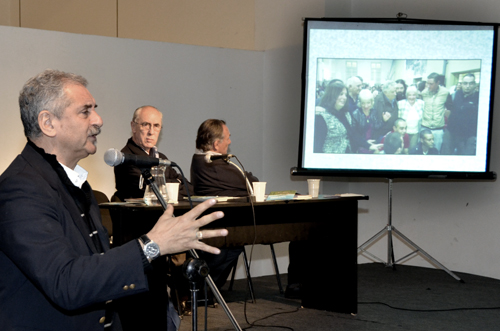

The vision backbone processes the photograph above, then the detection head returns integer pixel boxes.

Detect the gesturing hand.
[146,199,228,256]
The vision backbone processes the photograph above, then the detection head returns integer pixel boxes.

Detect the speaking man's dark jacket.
[0,142,148,330]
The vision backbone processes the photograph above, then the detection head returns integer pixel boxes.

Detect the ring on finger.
[196,231,203,240]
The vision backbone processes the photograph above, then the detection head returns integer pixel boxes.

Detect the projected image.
[313,59,481,156]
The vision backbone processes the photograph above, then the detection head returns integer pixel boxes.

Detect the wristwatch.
[139,235,161,263]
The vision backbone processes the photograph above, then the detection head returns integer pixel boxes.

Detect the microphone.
[204,154,235,163]
[104,148,174,167]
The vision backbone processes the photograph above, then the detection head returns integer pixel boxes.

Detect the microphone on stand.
[104,148,175,167]
[204,154,235,163]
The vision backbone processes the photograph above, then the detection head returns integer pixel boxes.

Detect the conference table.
[101,194,368,314]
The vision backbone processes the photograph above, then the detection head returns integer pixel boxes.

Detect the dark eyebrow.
[82,103,97,110]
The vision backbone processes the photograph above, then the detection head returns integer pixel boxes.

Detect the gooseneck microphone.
[104,148,174,167]
[204,154,235,163]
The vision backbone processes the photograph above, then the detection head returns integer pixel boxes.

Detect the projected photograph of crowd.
[313,59,481,156]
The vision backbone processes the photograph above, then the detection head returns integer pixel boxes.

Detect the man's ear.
[212,139,220,153]
[38,110,57,137]
[131,121,136,133]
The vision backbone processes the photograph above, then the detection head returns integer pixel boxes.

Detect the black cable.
[242,307,300,331]
[175,158,295,331]
[172,164,193,209]
[231,156,296,331]
[231,156,258,326]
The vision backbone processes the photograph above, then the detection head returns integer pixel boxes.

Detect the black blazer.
[113,138,193,201]
[0,143,148,330]
[190,153,259,197]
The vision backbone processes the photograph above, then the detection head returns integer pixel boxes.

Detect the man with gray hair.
[373,80,399,140]
[113,105,193,201]
[346,76,363,113]
[0,69,227,330]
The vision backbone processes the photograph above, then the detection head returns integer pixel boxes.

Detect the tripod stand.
[183,258,210,331]
[141,168,243,331]
[357,178,463,282]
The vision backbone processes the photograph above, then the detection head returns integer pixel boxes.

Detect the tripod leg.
[358,227,387,252]
[358,179,462,283]
[357,226,390,265]
[392,227,463,282]
[387,225,396,269]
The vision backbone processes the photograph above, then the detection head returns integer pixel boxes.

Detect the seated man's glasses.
[135,121,162,131]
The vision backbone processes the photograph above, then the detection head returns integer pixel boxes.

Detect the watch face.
[145,242,160,259]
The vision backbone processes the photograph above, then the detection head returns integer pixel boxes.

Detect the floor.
[178,263,500,331]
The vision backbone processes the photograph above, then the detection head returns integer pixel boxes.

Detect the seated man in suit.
[113,105,193,202]
[190,119,257,289]
[0,69,227,330]
[191,119,258,196]
[191,119,305,298]
[113,105,195,316]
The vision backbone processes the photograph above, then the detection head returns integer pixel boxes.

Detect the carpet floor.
[178,263,500,331]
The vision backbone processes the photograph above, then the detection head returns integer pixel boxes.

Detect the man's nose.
[92,110,103,128]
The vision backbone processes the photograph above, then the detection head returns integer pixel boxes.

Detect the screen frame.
[294,17,498,180]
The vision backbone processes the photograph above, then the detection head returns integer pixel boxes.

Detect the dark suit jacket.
[113,138,193,201]
[190,154,259,196]
[0,143,148,330]
[373,92,399,141]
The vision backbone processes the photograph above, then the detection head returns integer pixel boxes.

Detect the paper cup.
[165,182,180,203]
[307,179,320,198]
[252,182,267,202]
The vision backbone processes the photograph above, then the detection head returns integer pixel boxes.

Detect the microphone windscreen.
[104,148,123,166]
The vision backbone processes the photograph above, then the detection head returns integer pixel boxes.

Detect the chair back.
[92,190,113,243]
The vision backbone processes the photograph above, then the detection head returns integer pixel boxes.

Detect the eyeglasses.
[134,121,162,132]
[461,82,476,86]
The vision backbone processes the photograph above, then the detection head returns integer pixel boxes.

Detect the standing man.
[421,72,453,152]
[0,70,227,330]
[445,74,479,155]
[113,105,193,201]
[346,76,363,113]
[373,81,399,140]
